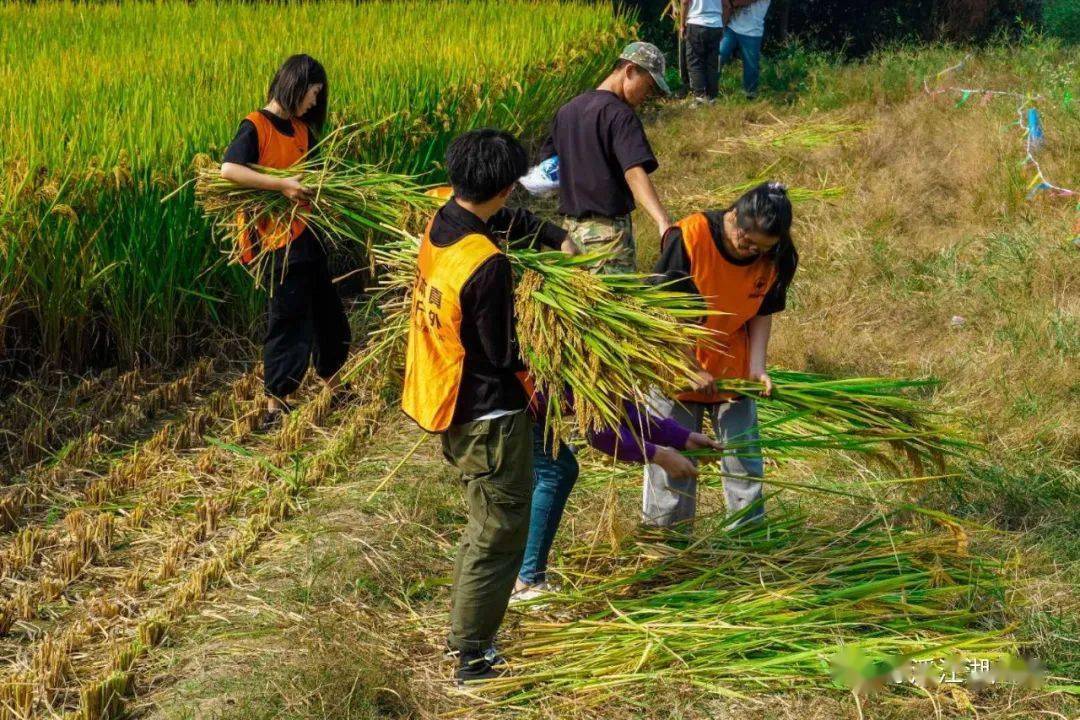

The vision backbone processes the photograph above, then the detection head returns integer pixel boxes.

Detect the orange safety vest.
[676,212,777,403]
[425,185,454,201]
[401,221,502,432]
[235,111,310,264]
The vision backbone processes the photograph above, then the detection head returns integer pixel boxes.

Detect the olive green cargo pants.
[441,411,533,652]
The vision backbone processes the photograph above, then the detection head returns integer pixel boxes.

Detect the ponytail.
[723,181,792,259]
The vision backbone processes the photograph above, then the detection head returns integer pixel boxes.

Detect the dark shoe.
[445,643,504,666]
[484,646,507,667]
[330,386,360,410]
[454,649,507,686]
[258,404,291,432]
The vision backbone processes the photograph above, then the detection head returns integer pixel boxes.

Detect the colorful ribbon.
[924,55,1077,201]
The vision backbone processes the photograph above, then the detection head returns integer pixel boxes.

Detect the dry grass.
[637,59,1079,461]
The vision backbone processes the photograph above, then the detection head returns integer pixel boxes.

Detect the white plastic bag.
[519,156,560,196]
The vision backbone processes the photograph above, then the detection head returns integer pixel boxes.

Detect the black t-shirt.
[539,90,658,219]
[428,199,568,425]
[223,109,323,266]
[653,210,798,316]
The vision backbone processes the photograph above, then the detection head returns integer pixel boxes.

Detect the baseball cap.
[619,41,670,95]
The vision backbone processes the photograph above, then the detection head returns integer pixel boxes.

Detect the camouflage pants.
[563,214,636,274]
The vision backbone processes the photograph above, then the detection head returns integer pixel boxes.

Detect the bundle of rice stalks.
[515,249,718,446]
[711,114,868,153]
[187,126,437,287]
[462,508,1013,708]
[358,235,718,446]
[711,369,976,474]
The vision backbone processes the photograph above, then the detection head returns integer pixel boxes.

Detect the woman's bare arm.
[220,162,309,200]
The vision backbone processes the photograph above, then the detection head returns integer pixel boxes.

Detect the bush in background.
[1043,0,1080,43]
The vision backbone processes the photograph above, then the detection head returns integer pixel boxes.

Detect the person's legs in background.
[517,424,579,589]
[718,26,739,74]
[702,26,723,99]
[684,24,709,100]
[737,32,764,99]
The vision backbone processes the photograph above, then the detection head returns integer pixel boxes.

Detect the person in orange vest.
[401,128,575,684]
[220,54,351,429]
[643,182,798,526]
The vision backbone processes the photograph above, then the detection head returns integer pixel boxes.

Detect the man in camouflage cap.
[538,41,672,274]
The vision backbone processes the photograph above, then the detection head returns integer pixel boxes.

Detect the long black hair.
[267,54,328,132]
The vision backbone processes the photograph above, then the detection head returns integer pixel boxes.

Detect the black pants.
[263,255,351,399]
[685,24,723,99]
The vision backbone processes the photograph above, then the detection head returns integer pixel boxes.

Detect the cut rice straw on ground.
[710,113,868,153]
[687,161,846,205]
[454,506,1015,710]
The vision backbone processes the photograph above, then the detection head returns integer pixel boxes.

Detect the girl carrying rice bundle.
[219,54,351,429]
[644,181,798,526]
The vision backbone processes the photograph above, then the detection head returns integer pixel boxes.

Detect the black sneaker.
[258,404,291,432]
[454,649,507,686]
[444,643,504,666]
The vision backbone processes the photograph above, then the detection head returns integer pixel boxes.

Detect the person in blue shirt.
[720,0,772,99]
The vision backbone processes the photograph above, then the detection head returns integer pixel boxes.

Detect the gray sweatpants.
[642,396,764,527]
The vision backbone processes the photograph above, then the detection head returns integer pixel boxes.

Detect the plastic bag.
[519,156,560,196]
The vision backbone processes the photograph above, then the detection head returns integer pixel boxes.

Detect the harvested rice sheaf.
[513,249,718,447]
[467,508,1013,708]
[190,126,437,287]
[367,236,717,447]
[705,368,976,472]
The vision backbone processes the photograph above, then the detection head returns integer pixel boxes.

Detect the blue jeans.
[517,424,579,585]
[719,28,763,97]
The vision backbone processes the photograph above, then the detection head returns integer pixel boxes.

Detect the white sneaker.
[509,581,556,605]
